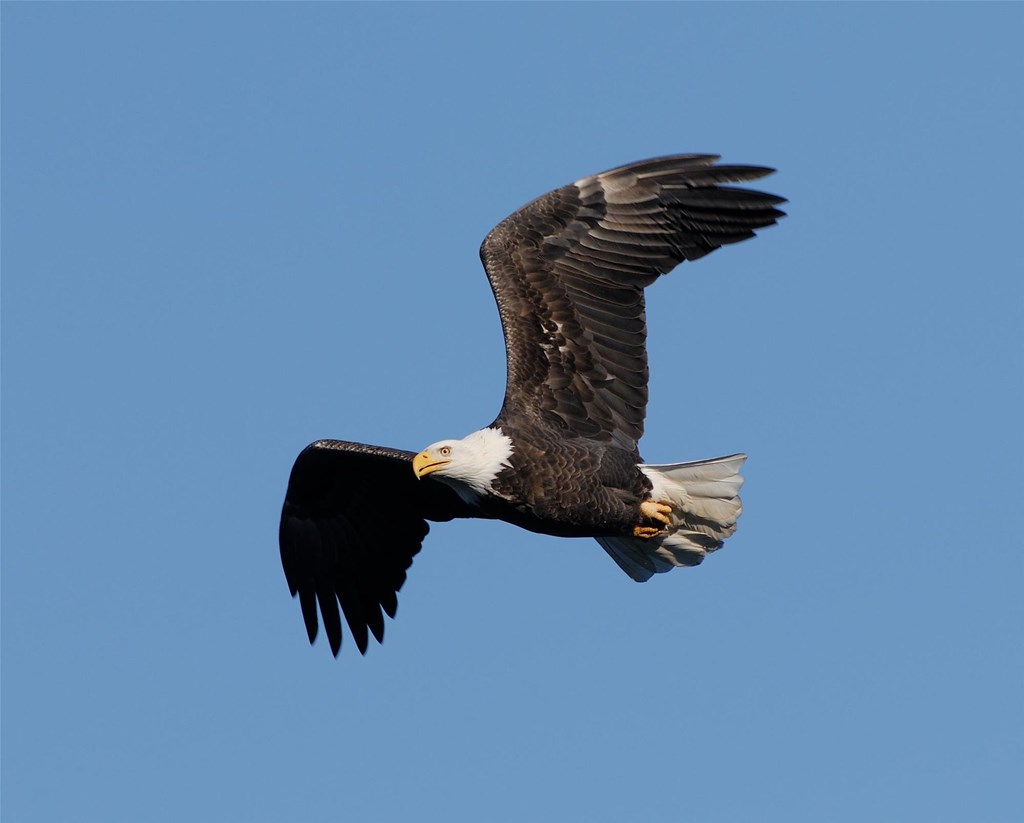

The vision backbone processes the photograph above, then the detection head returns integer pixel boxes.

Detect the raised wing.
[279,440,475,657]
[480,154,785,443]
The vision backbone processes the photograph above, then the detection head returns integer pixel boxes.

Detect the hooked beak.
[412,451,450,479]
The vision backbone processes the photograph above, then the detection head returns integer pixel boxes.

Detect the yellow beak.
[412,451,450,479]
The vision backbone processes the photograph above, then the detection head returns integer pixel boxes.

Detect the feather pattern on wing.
[480,154,785,443]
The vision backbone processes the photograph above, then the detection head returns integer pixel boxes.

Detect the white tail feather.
[596,453,746,582]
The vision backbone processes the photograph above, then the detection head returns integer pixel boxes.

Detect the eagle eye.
[439,446,452,457]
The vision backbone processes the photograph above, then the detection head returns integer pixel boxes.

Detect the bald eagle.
[280,155,784,657]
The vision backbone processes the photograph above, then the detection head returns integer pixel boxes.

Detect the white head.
[411,427,513,499]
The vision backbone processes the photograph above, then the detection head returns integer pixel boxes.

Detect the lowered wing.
[280,440,475,657]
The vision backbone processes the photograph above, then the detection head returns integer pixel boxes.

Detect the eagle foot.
[633,500,673,539]
[640,499,673,526]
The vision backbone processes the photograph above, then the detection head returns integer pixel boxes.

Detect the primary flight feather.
[280,154,785,657]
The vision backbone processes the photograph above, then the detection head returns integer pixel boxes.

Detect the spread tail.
[596,453,746,582]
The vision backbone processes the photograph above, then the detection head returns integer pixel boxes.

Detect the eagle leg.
[633,500,673,538]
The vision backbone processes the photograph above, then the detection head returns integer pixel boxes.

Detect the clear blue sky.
[3,4,1022,822]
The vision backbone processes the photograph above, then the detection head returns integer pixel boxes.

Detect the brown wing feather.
[279,440,476,657]
[480,154,785,442]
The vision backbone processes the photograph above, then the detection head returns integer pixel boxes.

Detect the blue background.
[4,4,1022,821]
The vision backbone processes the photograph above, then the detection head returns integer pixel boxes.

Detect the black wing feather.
[481,154,785,443]
[279,440,475,657]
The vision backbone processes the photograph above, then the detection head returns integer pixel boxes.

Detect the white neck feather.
[439,427,513,501]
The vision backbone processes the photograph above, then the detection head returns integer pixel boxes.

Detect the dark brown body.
[481,420,652,538]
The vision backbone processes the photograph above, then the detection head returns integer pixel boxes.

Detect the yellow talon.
[633,525,663,539]
[640,499,673,526]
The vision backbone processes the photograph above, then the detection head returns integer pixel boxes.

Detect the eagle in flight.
[280,154,784,657]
